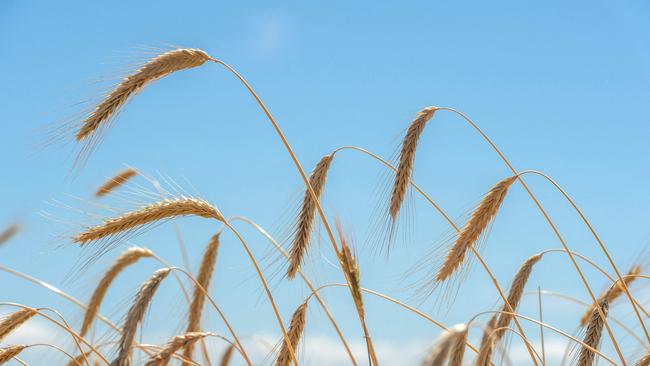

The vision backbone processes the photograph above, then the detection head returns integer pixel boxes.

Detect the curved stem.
[209,57,379,365]
[229,216,358,365]
[436,106,627,365]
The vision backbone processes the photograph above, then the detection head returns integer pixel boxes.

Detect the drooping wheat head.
[0,223,20,246]
[0,345,26,365]
[276,302,308,366]
[96,168,138,197]
[111,268,171,366]
[580,265,641,326]
[183,234,220,364]
[73,197,223,245]
[577,299,609,366]
[0,308,37,342]
[435,176,517,282]
[287,153,334,279]
[145,331,212,366]
[80,247,154,336]
[389,106,438,220]
[76,48,210,142]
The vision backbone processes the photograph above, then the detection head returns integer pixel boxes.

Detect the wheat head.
[96,168,138,197]
[580,265,641,326]
[0,345,26,365]
[0,308,37,342]
[145,331,212,366]
[276,302,308,366]
[577,300,609,366]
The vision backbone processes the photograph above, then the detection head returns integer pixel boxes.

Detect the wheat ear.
[96,168,138,197]
[218,345,234,366]
[635,352,650,366]
[183,234,220,364]
[0,345,26,365]
[389,106,438,220]
[577,299,609,366]
[287,153,334,279]
[80,247,153,336]
[0,308,37,342]
[435,176,517,282]
[276,302,308,366]
[0,223,20,246]
[420,324,466,366]
[74,197,223,245]
[145,331,212,366]
[111,268,171,366]
[338,237,364,317]
[76,48,210,142]
[580,265,641,326]
[448,326,468,366]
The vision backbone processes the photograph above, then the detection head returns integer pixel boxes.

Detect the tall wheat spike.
[435,176,517,282]
[420,324,466,366]
[0,345,26,365]
[111,268,171,366]
[389,106,438,220]
[145,331,212,366]
[448,326,468,366]
[0,308,37,342]
[218,345,234,366]
[287,153,334,279]
[96,168,138,197]
[80,247,154,336]
[76,48,210,142]
[577,299,609,366]
[276,302,308,366]
[183,234,220,364]
[74,197,223,245]
[580,265,641,326]
[0,223,20,246]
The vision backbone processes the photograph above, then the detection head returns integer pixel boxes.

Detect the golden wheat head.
[0,308,37,342]
[0,345,26,365]
[420,324,466,366]
[435,176,517,282]
[577,299,609,366]
[0,223,20,246]
[96,168,138,197]
[76,48,210,142]
[145,331,212,366]
[276,302,308,366]
[580,265,641,326]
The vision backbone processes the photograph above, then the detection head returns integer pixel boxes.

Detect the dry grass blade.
[73,197,223,245]
[577,300,609,366]
[111,268,171,366]
[276,302,307,366]
[96,168,138,197]
[0,308,37,342]
[0,223,20,246]
[436,176,517,282]
[420,324,466,366]
[80,247,154,336]
[76,48,210,142]
[580,265,641,326]
[287,153,334,279]
[389,106,437,220]
[218,344,234,366]
[145,331,212,366]
[0,345,26,365]
[183,234,220,364]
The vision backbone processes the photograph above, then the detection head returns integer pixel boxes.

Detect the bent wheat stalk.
[81,247,153,336]
[111,268,171,366]
[77,48,210,142]
[183,234,220,364]
[96,168,138,197]
[287,153,334,279]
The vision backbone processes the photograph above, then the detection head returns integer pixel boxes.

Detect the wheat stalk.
[111,268,171,366]
[145,331,212,366]
[0,223,20,246]
[577,299,609,366]
[287,153,334,279]
[276,302,308,366]
[0,308,37,342]
[76,48,210,142]
[80,247,153,336]
[183,234,220,364]
[580,265,641,326]
[74,197,223,245]
[218,344,234,366]
[420,324,466,366]
[0,345,26,365]
[389,106,438,220]
[435,176,517,282]
[96,168,138,197]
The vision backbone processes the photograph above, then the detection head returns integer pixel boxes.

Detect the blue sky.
[1,1,650,365]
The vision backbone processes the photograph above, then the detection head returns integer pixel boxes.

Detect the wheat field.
[1,38,649,366]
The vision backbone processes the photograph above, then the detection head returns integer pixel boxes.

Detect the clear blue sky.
[1,1,649,364]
